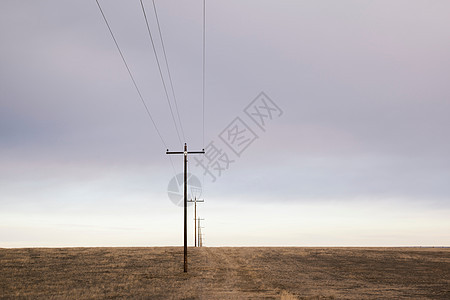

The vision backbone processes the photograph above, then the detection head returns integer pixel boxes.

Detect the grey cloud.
[1,0,450,210]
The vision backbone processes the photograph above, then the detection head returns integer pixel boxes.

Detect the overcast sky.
[1,0,449,247]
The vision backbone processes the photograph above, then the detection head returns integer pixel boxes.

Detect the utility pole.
[166,143,204,272]
[198,218,205,247]
[188,197,204,247]
[200,233,204,247]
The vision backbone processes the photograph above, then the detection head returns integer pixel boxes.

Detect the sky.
[1,0,449,247]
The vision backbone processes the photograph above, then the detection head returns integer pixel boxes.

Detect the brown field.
[1,247,449,299]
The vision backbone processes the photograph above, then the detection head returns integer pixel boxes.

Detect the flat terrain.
[0,247,449,299]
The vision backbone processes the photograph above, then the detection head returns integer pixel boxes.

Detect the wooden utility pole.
[188,197,204,247]
[198,218,205,247]
[166,143,204,272]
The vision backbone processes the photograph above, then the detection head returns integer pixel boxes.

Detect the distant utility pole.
[188,197,204,247]
[200,233,204,247]
[198,218,205,247]
[166,143,204,273]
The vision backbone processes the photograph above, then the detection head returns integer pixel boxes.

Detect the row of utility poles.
[198,218,204,247]
[188,197,204,248]
[166,143,205,273]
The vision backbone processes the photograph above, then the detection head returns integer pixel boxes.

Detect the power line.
[202,0,206,149]
[139,0,184,146]
[201,0,206,197]
[95,0,167,149]
[95,0,180,180]
[152,0,186,143]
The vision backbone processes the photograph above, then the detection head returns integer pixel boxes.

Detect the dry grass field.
[1,247,449,299]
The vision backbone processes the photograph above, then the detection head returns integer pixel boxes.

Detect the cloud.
[1,1,449,246]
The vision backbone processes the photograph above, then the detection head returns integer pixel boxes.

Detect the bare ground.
[0,247,449,299]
